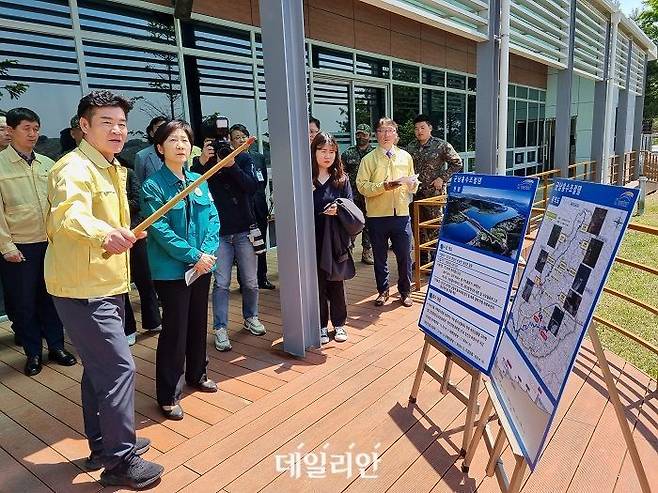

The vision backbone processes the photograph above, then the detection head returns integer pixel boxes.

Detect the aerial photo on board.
[442,186,529,259]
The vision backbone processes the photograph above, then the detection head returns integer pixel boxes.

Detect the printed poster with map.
[419,174,538,374]
[490,180,639,469]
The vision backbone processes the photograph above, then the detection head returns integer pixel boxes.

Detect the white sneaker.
[214,327,232,351]
[127,333,136,346]
[334,326,348,342]
[320,327,330,345]
[244,317,266,336]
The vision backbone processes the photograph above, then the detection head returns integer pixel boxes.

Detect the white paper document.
[185,266,201,286]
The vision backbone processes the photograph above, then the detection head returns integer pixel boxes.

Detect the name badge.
[194,187,203,196]
[255,170,264,182]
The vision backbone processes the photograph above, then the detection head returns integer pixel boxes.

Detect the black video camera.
[203,115,232,165]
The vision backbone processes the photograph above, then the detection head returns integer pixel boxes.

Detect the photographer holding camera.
[191,118,266,352]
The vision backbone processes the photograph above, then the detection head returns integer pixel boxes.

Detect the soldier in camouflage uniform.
[406,114,462,264]
[341,123,375,264]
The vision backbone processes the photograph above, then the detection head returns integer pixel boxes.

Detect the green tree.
[635,0,658,120]
[0,59,28,102]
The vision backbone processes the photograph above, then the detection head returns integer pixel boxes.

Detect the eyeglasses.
[376,128,397,135]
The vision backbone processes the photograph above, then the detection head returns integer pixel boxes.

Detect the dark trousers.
[153,274,211,407]
[257,219,269,283]
[130,238,161,330]
[0,270,16,332]
[53,295,136,469]
[0,242,64,357]
[124,294,136,336]
[317,269,347,328]
[354,194,371,250]
[367,216,412,296]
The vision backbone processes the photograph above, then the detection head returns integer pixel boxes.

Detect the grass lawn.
[595,191,658,379]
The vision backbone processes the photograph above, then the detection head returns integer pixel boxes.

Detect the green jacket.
[140,165,220,280]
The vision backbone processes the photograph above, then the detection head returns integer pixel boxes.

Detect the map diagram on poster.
[490,180,639,469]
[419,174,538,374]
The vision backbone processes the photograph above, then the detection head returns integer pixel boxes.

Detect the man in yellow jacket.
[356,117,419,308]
[45,91,163,489]
[0,108,77,376]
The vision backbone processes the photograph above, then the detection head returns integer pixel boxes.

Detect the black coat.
[319,198,365,281]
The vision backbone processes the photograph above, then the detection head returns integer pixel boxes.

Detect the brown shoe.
[375,290,389,306]
[401,295,413,307]
[361,248,375,265]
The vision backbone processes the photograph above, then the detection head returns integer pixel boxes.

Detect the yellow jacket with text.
[0,145,54,254]
[356,145,418,217]
[45,139,131,298]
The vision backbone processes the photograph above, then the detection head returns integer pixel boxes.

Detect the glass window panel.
[392,62,419,83]
[422,68,445,87]
[467,94,476,152]
[194,56,257,139]
[0,29,81,160]
[468,76,477,92]
[0,0,71,28]
[446,92,466,152]
[356,55,389,78]
[446,73,466,90]
[527,150,537,162]
[515,101,527,148]
[529,88,539,100]
[506,150,513,167]
[312,81,351,150]
[516,86,528,99]
[312,46,353,73]
[393,85,419,145]
[507,99,515,149]
[421,89,445,139]
[515,152,525,165]
[354,85,386,134]
[78,0,175,45]
[539,90,546,102]
[539,103,545,119]
[84,41,183,161]
[508,84,516,98]
[183,21,251,57]
[527,102,538,146]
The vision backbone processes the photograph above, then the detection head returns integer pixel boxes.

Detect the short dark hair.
[146,116,169,142]
[413,114,433,126]
[153,119,194,160]
[77,90,133,123]
[309,116,321,129]
[229,124,250,138]
[6,107,40,128]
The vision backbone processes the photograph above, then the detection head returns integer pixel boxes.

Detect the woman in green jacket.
[140,120,220,421]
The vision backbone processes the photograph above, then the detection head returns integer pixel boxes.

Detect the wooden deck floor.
[0,252,655,492]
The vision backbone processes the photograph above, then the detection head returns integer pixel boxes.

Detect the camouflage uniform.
[406,136,463,259]
[342,142,374,250]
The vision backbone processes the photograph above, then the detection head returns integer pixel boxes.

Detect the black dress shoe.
[48,348,77,366]
[374,290,390,307]
[258,279,276,290]
[99,455,163,489]
[85,437,151,471]
[160,404,184,421]
[25,355,42,376]
[190,379,218,393]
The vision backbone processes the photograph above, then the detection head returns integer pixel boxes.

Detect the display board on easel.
[489,180,639,469]
[418,174,538,373]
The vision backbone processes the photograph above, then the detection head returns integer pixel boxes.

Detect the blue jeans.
[212,232,259,329]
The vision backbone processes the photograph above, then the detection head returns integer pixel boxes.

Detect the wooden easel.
[461,322,652,493]
[409,333,482,455]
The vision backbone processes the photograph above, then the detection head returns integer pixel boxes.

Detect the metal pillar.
[474,0,500,175]
[601,13,621,184]
[496,0,511,175]
[614,38,634,184]
[591,19,613,183]
[259,0,320,355]
[554,0,577,178]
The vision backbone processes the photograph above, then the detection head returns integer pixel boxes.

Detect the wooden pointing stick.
[102,135,256,259]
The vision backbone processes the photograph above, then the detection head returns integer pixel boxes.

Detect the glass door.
[312,79,352,151]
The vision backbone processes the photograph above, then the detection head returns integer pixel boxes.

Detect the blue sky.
[619,0,645,15]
